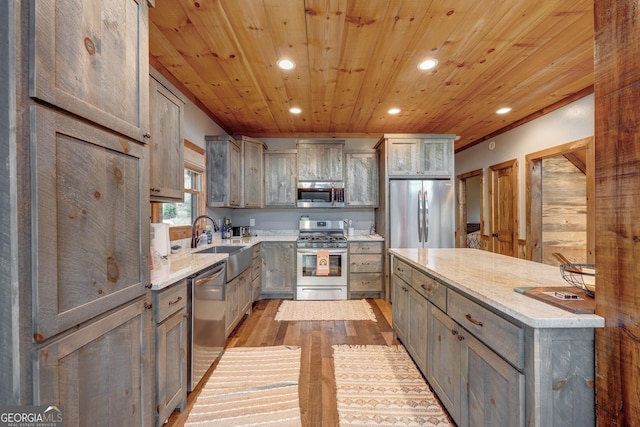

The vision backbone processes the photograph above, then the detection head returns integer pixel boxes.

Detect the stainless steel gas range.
[296,219,348,300]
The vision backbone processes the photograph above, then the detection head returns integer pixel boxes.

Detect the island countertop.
[389,248,604,329]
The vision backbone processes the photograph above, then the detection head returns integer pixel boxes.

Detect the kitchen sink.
[195,245,245,254]
[195,245,253,282]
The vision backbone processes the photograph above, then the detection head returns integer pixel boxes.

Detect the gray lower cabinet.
[225,269,252,337]
[392,255,594,427]
[392,272,428,374]
[251,245,262,301]
[260,242,296,298]
[33,296,154,426]
[154,281,187,426]
[264,150,297,207]
[349,241,383,298]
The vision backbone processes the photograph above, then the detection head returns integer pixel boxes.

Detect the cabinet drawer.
[252,244,261,259]
[448,291,524,369]
[350,273,382,292]
[393,258,412,284]
[412,269,446,312]
[350,254,383,273]
[154,280,187,323]
[251,260,261,281]
[350,241,383,254]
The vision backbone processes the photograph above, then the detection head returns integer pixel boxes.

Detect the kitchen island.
[389,248,603,427]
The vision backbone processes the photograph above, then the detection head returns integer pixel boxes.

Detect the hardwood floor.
[165,298,398,427]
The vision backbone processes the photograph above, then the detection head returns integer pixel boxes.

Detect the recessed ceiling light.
[388,108,401,115]
[496,107,512,115]
[277,59,296,70]
[418,59,438,70]
[289,107,302,114]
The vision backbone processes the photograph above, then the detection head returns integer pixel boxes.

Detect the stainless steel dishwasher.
[187,260,226,391]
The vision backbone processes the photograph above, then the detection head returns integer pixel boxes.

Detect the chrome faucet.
[191,215,220,248]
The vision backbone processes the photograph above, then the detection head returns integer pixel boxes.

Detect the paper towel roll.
[348,227,355,238]
[151,223,170,257]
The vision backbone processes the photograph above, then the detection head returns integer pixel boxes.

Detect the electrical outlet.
[249,218,255,226]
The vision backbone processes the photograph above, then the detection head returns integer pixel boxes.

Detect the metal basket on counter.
[560,263,596,298]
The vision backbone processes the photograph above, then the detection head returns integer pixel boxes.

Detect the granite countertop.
[150,236,298,290]
[389,248,604,329]
[347,234,384,242]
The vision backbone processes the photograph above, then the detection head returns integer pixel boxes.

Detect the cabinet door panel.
[260,242,295,295]
[391,275,409,343]
[149,75,184,201]
[407,287,428,374]
[157,309,187,424]
[34,297,153,427]
[264,151,297,207]
[388,139,419,176]
[31,106,149,340]
[297,142,343,181]
[243,139,264,208]
[345,152,378,206]
[466,334,524,427]
[428,305,462,425]
[30,0,149,142]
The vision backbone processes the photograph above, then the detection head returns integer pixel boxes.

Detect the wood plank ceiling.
[149,0,594,152]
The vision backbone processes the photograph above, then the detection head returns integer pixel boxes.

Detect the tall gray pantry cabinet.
[2,1,154,425]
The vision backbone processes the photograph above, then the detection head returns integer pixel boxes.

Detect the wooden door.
[30,0,149,143]
[31,106,149,340]
[297,142,343,181]
[489,159,518,257]
[156,309,187,425]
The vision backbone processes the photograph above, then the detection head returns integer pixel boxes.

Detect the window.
[161,168,202,226]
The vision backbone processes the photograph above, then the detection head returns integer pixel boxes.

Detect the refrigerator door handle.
[417,190,423,242]
[423,189,429,243]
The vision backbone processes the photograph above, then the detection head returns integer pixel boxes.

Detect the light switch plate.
[249,218,255,226]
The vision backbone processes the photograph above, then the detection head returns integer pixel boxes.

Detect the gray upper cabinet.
[29,0,150,143]
[149,72,185,202]
[297,141,344,181]
[206,136,242,207]
[31,106,150,341]
[264,150,297,207]
[240,136,266,208]
[387,136,454,177]
[345,151,378,207]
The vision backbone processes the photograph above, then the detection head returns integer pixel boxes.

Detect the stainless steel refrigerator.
[389,180,455,248]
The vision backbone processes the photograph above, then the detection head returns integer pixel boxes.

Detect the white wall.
[455,94,594,238]
[183,101,227,149]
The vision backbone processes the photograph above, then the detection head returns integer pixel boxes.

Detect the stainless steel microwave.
[297,182,345,208]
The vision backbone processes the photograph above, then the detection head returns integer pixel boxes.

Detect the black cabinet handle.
[492,233,499,237]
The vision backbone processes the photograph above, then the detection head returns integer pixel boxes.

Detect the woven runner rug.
[274,299,377,322]
[185,345,302,426]
[332,345,453,426]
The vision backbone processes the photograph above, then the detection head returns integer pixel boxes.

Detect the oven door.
[296,248,347,287]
